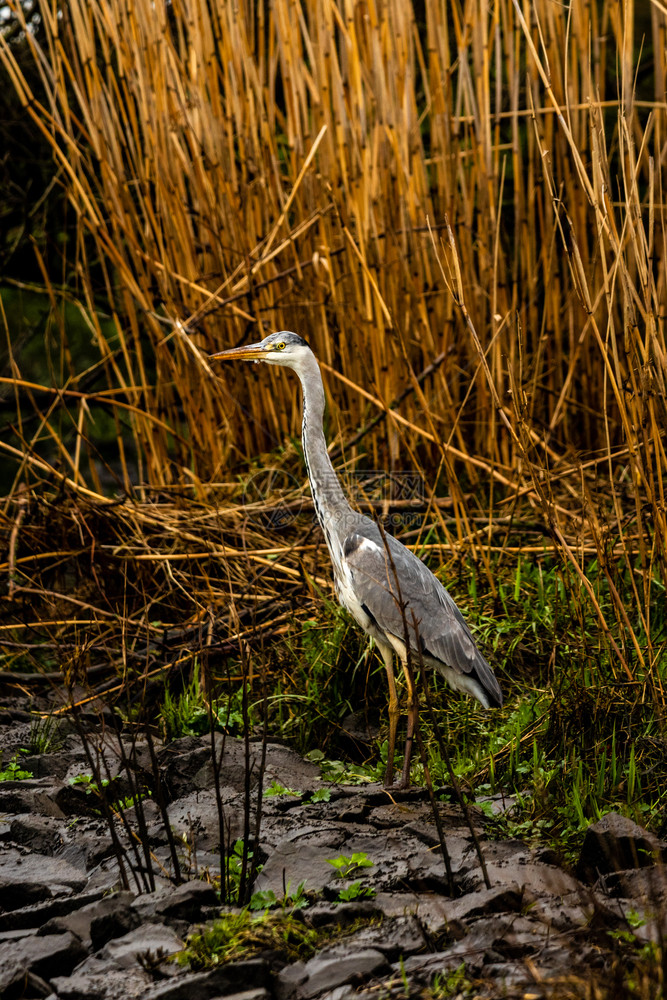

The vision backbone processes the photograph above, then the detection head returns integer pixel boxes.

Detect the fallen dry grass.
[0,0,665,706]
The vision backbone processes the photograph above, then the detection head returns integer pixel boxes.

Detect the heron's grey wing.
[343,523,502,707]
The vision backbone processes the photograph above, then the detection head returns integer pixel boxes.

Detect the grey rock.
[132,879,220,923]
[0,879,49,910]
[460,839,582,898]
[22,747,88,782]
[492,862,581,897]
[0,781,65,818]
[388,835,471,892]
[156,879,220,921]
[59,735,153,790]
[8,815,66,854]
[261,744,322,795]
[49,964,152,999]
[304,900,382,928]
[54,831,117,873]
[54,781,111,818]
[252,828,348,896]
[90,902,142,950]
[130,886,174,921]
[166,788,242,854]
[578,813,667,882]
[255,823,466,901]
[0,888,108,932]
[95,921,184,968]
[84,856,129,894]
[158,735,216,792]
[215,740,321,795]
[275,960,307,1000]
[590,867,667,942]
[0,931,86,995]
[330,822,473,893]
[398,949,482,984]
[142,958,270,999]
[315,989,357,1000]
[0,927,39,944]
[159,737,322,802]
[441,883,523,929]
[2,970,53,999]
[0,847,87,910]
[485,912,555,960]
[599,864,667,903]
[207,991,270,1000]
[2,705,658,1000]
[163,849,223,884]
[38,891,136,946]
[401,914,532,978]
[51,923,185,998]
[124,798,164,843]
[371,892,450,931]
[279,948,389,999]
[475,792,518,816]
[323,914,427,960]
[368,801,470,842]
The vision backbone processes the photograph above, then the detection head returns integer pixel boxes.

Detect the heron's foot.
[383,750,413,789]
[385,778,411,791]
[383,772,411,791]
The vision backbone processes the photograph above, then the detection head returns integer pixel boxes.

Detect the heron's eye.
[275,342,286,350]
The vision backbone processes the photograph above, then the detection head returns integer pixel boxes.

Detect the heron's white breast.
[334,559,372,632]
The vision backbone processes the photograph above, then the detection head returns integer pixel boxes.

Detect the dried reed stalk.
[1,0,665,698]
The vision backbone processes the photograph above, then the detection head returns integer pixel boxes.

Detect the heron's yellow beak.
[208,343,266,363]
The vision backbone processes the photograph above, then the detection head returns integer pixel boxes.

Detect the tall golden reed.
[1,0,665,690]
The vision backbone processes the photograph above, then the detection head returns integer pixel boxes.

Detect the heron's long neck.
[298,355,352,546]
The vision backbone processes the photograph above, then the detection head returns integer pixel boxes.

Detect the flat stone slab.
[0,888,108,932]
[50,922,186,999]
[323,913,427,960]
[371,891,450,930]
[50,963,153,999]
[599,864,667,903]
[577,812,667,882]
[38,891,138,948]
[86,922,184,970]
[460,840,582,897]
[277,947,389,999]
[252,827,349,895]
[132,879,220,923]
[0,780,65,818]
[143,958,270,1000]
[7,813,67,854]
[253,823,470,900]
[0,846,87,910]
[165,788,243,854]
[0,930,86,995]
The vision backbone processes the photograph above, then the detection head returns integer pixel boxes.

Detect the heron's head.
[209,331,311,370]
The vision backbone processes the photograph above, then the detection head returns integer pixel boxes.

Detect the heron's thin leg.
[399,663,417,788]
[379,641,399,787]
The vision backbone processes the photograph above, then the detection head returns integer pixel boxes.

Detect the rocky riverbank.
[0,704,665,999]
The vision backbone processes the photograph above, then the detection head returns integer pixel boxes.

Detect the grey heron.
[210,332,503,786]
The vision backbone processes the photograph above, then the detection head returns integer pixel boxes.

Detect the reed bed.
[0,0,665,706]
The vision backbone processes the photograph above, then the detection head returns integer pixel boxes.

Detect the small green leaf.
[334,880,376,903]
[264,779,300,798]
[309,788,331,803]
[249,889,277,911]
